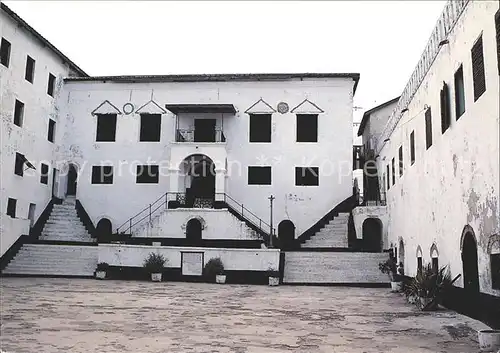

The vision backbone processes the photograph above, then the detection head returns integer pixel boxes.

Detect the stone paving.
[0,278,489,353]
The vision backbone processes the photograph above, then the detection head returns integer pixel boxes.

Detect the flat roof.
[1,3,87,77]
[64,73,360,93]
[357,96,400,136]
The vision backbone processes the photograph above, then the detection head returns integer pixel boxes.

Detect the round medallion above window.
[277,102,289,114]
[123,103,134,115]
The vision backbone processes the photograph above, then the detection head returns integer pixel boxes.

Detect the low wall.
[98,243,280,271]
[0,215,30,257]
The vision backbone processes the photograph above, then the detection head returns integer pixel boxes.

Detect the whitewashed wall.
[98,244,280,271]
[375,2,500,296]
[60,77,356,237]
[361,101,398,152]
[0,8,81,256]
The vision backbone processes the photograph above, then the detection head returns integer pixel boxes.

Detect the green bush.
[143,253,167,274]
[203,257,224,279]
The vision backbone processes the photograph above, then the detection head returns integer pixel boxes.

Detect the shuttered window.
[496,10,500,74]
[425,108,433,149]
[471,36,486,101]
[410,131,415,165]
[454,65,465,119]
[440,83,451,133]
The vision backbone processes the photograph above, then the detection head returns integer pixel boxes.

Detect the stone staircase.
[302,213,349,248]
[2,244,98,277]
[41,196,95,242]
[283,251,389,284]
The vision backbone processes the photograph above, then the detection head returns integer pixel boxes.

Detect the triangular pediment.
[136,100,167,114]
[245,98,276,114]
[291,99,324,114]
[91,100,121,116]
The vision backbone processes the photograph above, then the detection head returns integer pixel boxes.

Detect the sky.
[4,1,447,122]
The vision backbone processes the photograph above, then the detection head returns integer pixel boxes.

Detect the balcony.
[175,129,226,143]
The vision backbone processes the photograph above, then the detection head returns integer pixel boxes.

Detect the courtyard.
[0,278,488,353]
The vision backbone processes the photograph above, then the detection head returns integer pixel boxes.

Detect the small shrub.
[378,257,399,281]
[143,253,167,274]
[267,266,280,277]
[96,262,109,271]
[203,257,224,280]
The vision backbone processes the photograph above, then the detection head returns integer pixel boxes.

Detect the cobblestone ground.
[0,278,488,353]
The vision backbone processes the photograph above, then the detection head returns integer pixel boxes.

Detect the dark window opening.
[40,163,49,184]
[425,108,433,149]
[7,198,16,218]
[47,73,56,97]
[295,167,319,186]
[410,131,415,165]
[454,66,465,119]
[248,166,272,185]
[491,254,500,290]
[14,100,24,127]
[136,165,159,184]
[0,38,11,67]
[47,119,56,142]
[417,257,423,273]
[91,166,114,184]
[496,10,500,74]
[440,82,451,133]
[249,114,271,142]
[471,36,486,101]
[398,146,403,177]
[25,55,35,83]
[391,158,395,186]
[386,165,390,190]
[432,257,439,273]
[14,153,24,176]
[96,114,117,142]
[296,114,318,142]
[140,114,161,142]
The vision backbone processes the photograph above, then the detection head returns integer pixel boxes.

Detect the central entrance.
[180,154,216,208]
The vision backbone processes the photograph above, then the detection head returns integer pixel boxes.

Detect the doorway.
[194,119,216,142]
[186,218,202,245]
[96,218,112,240]
[362,218,382,252]
[278,220,295,250]
[28,203,36,228]
[52,168,58,197]
[67,165,77,196]
[462,230,480,292]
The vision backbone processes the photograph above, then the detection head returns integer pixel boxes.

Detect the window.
[139,114,161,142]
[295,167,319,186]
[96,114,117,142]
[249,114,271,142]
[491,254,500,290]
[136,165,159,184]
[0,38,11,67]
[471,36,486,101]
[391,158,395,186]
[47,73,56,97]
[248,166,272,185]
[25,55,35,83]
[440,83,451,133]
[47,119,56,142]
[40,163,49,184]
[6,198,16,218]
[454,66,465,119]
[14,153,24,176]
[410,131,415,165]
[432,257,439,273]
[398,146,403,177]
[386,165,390,190]
[417,257,423,273]
[91,166,114,184]
[14,100,24,127]
[425,108,433,149]
[496,10,500,74]
[296,114,318,142]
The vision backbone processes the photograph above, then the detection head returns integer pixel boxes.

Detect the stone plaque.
[181,252,203,276]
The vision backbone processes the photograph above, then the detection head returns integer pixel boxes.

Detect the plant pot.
[216,275,226,284]
[269,276,279,286]
[478,330,500,352]
[418,296,437,311]
[151,273,162,282]
[390,281,402,292]
[95,271,106,279]
[406,295,417,304]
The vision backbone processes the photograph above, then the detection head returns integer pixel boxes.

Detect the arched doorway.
[461,227,479,292]
[180,155,215,208]
[186,218,202,244]
[398,238,405,275]
[362,218,382,252]
[67,164,78,196]
[96,218,112,240]
[278,220,295,250]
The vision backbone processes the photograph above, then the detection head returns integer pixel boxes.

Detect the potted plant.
[379,257,402,292]
[267,266,280,286]
[143,253,167,282]
[204,257,225,284]
[95,262,109,279]
[478,329,500,352]
[406,264,452,311]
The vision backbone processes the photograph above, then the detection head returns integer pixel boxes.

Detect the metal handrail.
[175,128,226,143]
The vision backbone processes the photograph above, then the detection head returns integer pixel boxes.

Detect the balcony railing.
[175,129,226,143]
